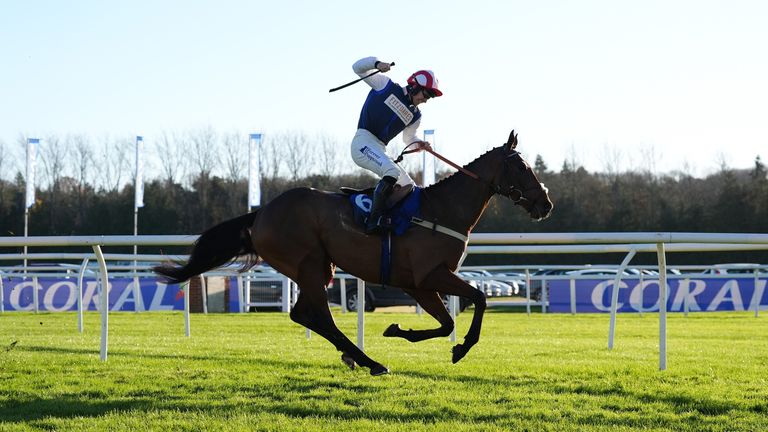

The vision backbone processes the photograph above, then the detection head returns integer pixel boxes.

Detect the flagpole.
[422,130,436,187]
[133,208,138,252]
[23,208,28,279]
[24,138,39,286]
[133,136,144,312]
[248,133,262,213]
[416,130,436,316]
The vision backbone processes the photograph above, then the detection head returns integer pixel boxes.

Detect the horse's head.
[491,130,553,221]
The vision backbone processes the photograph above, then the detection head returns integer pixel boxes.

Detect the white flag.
[134,136,144,208]
[25,138,39,208]
[422,130,436,187]
[248,133,262,207]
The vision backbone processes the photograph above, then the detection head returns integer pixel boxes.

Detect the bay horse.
[154,130,553,375]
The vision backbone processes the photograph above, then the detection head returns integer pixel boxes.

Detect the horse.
[154,130,553,376]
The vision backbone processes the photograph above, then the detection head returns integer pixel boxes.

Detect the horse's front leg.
[419,265,486,363]
[383,289,454,342]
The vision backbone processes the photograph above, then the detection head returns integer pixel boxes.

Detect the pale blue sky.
[2,0,766,178]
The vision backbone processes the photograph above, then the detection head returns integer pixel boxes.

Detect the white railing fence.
[2,232,767,369]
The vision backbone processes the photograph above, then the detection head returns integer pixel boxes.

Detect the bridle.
[493,150,547,205]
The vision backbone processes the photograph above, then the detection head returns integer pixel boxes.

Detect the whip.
[329,62,395,92]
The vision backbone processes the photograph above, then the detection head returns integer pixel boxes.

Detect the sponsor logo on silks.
[360,146,384,167]
[384,94,414,124]
[354,195,373,213]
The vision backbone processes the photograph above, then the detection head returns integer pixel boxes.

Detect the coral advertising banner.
[548,277,767,313]
[2,278,186,312]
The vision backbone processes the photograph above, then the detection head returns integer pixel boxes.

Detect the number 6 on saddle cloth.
[348,187,422,236]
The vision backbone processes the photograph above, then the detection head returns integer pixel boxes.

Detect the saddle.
[343,185,421,236]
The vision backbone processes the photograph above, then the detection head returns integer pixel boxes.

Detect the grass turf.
[1,309,766,431]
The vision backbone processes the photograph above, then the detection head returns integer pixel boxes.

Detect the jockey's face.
[411,88,432,106]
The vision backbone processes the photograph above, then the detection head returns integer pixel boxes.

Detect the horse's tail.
[153,210,261,284]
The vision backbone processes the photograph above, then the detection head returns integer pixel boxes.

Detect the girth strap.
[410,217,468,243]
[380,231,392,285]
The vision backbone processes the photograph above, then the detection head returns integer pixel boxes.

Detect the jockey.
[350,56,443,234]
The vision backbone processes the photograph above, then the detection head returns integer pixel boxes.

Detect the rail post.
[608,249,637,350]
[657,242,668,371]
[357,278,365,350]
[92,245,110,361]
[77,258,89,333]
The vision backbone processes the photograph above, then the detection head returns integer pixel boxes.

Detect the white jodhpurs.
[350,129,414,188]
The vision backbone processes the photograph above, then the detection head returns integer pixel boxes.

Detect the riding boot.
[365,176,396,235]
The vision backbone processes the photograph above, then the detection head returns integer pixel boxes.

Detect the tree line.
[0,130,766,266]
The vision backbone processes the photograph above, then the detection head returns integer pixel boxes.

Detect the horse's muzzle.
[527,196,553,222]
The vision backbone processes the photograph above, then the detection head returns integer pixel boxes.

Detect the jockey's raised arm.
[348,55,443,234]
[352,56,392,91]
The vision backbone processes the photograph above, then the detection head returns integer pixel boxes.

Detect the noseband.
[491,181,525,203]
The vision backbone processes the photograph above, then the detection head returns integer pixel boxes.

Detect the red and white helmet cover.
[407,70,442,96]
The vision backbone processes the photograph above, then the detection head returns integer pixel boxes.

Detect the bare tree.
[563,142,583,172]
[15,133,28,169]
[68,134,94,227]
[0,139,11,181]
[715,151,731,173]
[69,134,94,189]
[155,131,188,185]
[36,134,71,232]
[186,125,220,179]
[598,143,624,178]
[14,134,35,211]
[0,139,11,211]
[636,143,662,177]
[262,133,284,181]
[96,134,131,192]
[218,131,249,217]
[281,131,314,181]
[221,131,247,182]
[39,134,69,191]
[676,160,697,180]
[183,126,221,230]
[316,132,344,178]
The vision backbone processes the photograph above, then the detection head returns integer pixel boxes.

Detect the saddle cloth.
[348,187,422,236]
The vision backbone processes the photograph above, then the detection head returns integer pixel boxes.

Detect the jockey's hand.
[375,62,392,72]
[412,141,432,152]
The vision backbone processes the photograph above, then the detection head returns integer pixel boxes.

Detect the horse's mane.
[424,146,502,194]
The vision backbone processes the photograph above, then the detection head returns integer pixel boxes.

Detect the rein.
[397,146,480,180]
[395,145,530,204]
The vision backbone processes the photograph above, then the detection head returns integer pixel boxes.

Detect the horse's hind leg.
[289,266,389,376]
[383,290,454,342]
[419,265,487,364]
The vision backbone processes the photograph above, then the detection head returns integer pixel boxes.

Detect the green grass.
[1,310,767,431]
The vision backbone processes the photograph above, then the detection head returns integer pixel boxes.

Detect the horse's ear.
[505,130,518,152]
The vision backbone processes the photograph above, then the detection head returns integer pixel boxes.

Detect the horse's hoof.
[370,364,390,376]
[452,344,468,364]
[341,353,356,370]
[383,323,400,337]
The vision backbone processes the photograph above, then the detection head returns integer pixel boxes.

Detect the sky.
[1,0,767,179]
